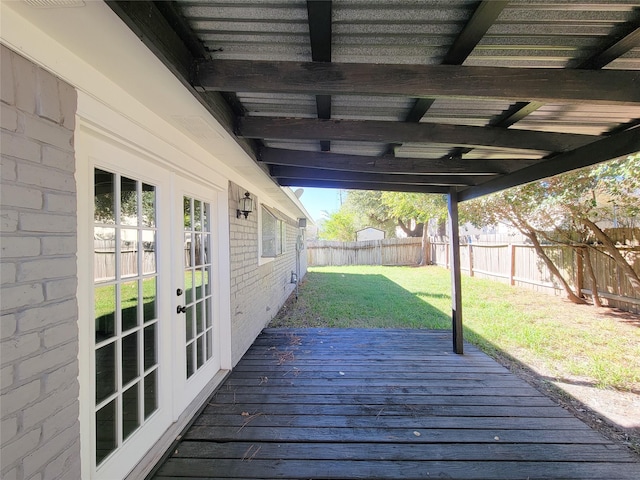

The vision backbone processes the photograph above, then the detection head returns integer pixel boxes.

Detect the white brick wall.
[1,45,80,480]
[228,182,304,364]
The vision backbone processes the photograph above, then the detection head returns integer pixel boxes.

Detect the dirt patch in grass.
[272,266,640,458]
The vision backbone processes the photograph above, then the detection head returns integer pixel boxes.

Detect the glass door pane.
[182,196,215,379]
[93,168,159,467]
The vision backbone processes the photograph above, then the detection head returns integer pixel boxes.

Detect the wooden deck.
[152,329,639,479]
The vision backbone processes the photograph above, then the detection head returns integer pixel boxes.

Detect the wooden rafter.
[306,0,332,151]
[241,117,598,152]
[260,148,540,175]
[195,60,640,105]
[404,1,508,123]
[275,178,450,194]
[458,127,640,202]
[269,165,484,186]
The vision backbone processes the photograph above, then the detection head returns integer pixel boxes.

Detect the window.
[261,206,285,257]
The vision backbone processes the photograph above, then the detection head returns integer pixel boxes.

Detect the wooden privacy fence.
[307,236,639,314]
[429,240,640,314]
[307,238,423,267]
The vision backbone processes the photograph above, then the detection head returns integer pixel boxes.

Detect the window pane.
[197,335,205,369]
[186,342,194,378]
[94,228,116,282]
[95,284,116,343]
[122,383,140,441]
[96,342,116,403]
[94,169,115,225]
[183,196,191,229]
[144,371,157,419]
[121,229,138,277]
[204,266,211,297]
[194,199,202,231]
[195,268,204,300]
[141,183,156,228]
[143,277,157,323]
[121,281,139,332]
[144,323,157,371]
[122,331,139,386]
[262,207,276,257]
[142,231,156,274]
[203,202,211,231]
[206,296,213,329]
[195,234,204,266]
[185,306,194,341]
[121,176,138,226]
[96,399,117,465]
[184,233,192,268]
[196,299,203,334]
[185,269,193,304]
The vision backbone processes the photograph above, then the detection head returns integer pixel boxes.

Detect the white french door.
[173,177,221,413]
[90,148,172,479]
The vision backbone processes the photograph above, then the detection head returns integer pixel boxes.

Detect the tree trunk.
[582,247,602,307]
[522,229,587,304]
[581,217,640,295]
[420,223,429,266]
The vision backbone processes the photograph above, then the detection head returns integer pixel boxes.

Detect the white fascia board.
[0,0,305,218]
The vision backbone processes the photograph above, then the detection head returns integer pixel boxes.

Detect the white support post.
[448,188,464,354]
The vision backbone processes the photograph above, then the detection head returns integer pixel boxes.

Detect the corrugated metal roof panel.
[332,95,414,121]
[468,1,640,68]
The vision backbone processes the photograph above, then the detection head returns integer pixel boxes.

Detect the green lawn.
[272,265,640,392]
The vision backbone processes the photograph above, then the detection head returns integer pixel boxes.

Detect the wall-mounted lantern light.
[236,191,253,219]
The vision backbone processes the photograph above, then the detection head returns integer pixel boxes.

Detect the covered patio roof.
[108,0,640,200]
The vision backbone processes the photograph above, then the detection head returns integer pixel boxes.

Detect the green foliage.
[319,210,358,241]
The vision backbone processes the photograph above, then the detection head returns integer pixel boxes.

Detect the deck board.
[152,328,639,479]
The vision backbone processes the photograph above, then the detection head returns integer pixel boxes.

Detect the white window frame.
[259,204,286,263]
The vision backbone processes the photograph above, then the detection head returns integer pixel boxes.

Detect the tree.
[462,153,640,304]
[319,210,358,241]
[462,183,587,304]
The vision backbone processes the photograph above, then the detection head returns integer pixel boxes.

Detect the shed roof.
[108,0,640,201]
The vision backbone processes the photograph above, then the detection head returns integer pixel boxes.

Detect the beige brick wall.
[1,45,80,480]
[228,182,304,364]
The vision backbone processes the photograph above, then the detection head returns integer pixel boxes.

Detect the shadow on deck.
[152,329,639,479]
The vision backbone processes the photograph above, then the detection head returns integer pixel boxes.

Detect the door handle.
[176,305,187,314]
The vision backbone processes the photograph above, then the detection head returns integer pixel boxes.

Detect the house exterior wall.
[228,181,303,364]
[1,45,81,480]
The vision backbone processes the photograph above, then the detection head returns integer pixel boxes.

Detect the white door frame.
[76,110,232,478]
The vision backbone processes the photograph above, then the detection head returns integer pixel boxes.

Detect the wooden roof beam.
[269,165,484,186]
[458,126,640,202]
[195,60,640,105]
[260,148,540,175]
[307,0,332,151]
[275,178,450,194]
[242,117,598,152]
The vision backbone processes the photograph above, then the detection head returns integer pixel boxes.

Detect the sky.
[292,187,344,224]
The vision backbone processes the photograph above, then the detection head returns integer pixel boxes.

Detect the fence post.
[509,244,516,286]
[468,244,474,277]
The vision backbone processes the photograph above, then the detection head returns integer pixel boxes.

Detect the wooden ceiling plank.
[269,165,483,186]
[275,179,451,194]
[260,148,540,175]
[195,60,640,105]
[242,117,598,152]
[458,127,640,202]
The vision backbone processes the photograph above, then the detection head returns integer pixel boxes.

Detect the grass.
[272,265,640,393]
